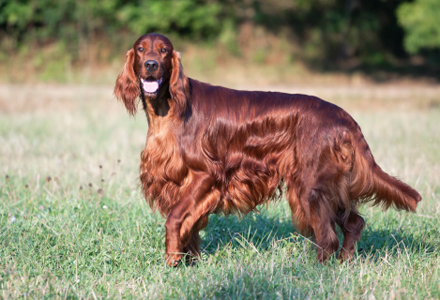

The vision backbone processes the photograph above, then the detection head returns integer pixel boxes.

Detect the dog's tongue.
[142,80,159,93]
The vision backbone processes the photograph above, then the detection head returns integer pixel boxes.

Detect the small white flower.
[10,216,16,223]
[103,205,108,209]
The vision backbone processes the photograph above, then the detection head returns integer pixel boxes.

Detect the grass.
[0,83,439,299]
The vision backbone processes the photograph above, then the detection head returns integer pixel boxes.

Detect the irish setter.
[114,33,421,266]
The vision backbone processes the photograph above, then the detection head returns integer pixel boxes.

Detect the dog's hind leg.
[287,178,339,262]
[336,210,365,261]
[308,189,340,262]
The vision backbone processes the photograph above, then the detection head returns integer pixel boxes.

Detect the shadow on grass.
[357,227,436,259]
[202,212,295,254]
[200,212,433,260]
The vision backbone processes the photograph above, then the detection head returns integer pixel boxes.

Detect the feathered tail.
[349,135,421,211]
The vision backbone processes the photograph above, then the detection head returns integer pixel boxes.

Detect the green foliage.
[0,0,225,61]
[232,0,410,67]
[117,0,222,38]
[397,0,440,54]
[1,0,440,74]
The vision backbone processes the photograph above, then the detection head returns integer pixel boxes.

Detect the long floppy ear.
[169,50,189,116]
[114,49,140,115]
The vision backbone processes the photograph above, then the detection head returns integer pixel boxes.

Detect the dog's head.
[114,33,189,115]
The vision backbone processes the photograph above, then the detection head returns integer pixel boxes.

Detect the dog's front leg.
[164,172,218,266]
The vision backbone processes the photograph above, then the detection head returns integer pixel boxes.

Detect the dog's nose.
[145,60,159,71]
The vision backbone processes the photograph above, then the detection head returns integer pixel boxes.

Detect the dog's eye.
[138,47,145,53]
[161,48,167,54]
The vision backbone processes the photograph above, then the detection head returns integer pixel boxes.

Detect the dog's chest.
[140,124,187,191]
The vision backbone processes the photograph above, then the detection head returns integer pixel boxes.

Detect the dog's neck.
[149,96,170,117]
[142,83,171,117]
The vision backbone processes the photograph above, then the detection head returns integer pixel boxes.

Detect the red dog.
[114,33,421,266]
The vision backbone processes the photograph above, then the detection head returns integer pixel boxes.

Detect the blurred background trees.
[0,0,439,82]
[397,0,440,54]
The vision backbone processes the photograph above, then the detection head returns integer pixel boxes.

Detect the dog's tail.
[349,133,421,212]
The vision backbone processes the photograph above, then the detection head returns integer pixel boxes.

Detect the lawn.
[0,83,439,299]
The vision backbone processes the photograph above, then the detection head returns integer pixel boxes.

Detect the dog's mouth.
[141,77,163,96]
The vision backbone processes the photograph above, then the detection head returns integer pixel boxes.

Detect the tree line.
[0,0,439,71]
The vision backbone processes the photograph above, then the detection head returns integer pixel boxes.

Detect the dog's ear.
[114,49,140,115]
[169,50,189,116]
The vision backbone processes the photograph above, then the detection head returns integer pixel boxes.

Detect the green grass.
[0,84,439,299]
